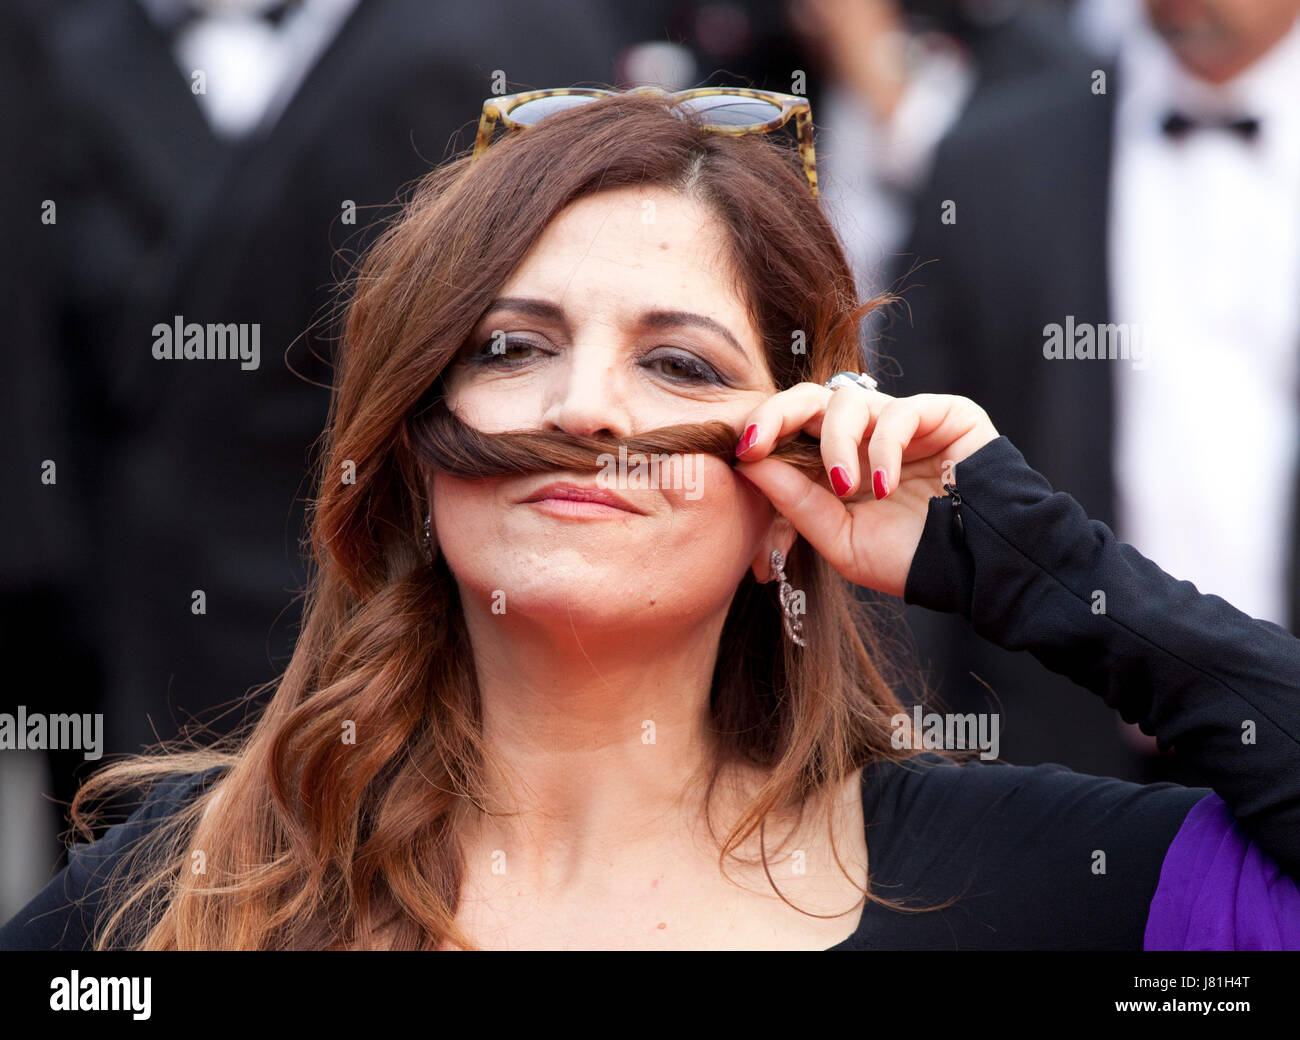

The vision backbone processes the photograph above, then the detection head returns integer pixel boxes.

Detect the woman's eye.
[466,335,546,366]
[642,349,724,386]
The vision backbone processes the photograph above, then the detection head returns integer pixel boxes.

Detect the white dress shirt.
[141,0,360,140]
[1108,14,1300,628]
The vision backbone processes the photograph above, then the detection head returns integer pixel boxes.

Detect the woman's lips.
[519,481,645,517]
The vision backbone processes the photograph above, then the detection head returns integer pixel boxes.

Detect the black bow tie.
[1161,111,1261,142]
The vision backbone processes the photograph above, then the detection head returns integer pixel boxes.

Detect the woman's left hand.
[734,384,1000,598]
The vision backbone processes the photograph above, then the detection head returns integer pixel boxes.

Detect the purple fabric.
[1144,793,1300,950]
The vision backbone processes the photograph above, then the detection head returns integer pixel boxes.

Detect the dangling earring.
[423,514,434,563]
[769,549,806,647]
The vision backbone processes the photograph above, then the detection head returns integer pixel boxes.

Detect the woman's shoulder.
[70,765,229,876]
[860,750,1212,846]
[852,751,1217,946]
[117,765,229,817]
[848,753,1300,950]
[833,752,1221,948]
[0,765,229,951]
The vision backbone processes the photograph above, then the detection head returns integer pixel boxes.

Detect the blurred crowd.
[3,0,1298,915]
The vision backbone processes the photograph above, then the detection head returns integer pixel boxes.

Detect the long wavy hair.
[71,91,945,950]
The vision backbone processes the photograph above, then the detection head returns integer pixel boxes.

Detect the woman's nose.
[541,346,634,438]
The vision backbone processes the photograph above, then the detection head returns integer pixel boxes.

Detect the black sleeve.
[851,752,1211,950]
[0,769,222,951]
[903,435,1300,874]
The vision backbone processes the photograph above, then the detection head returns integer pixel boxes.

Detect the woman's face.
[432,185,794,637]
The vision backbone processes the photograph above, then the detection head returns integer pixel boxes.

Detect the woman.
[3,88,1298,951]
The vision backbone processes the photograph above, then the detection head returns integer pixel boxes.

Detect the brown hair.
[71,91,947,950]
[406,394,828,480]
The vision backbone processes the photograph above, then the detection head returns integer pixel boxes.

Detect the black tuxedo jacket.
[0,0,232,814]
[881,62,1300,781]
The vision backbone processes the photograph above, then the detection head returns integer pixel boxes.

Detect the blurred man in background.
[885,0,1300,783]
[795,0,1085,295]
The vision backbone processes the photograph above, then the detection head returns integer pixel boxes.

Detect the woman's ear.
[749,514,797,582]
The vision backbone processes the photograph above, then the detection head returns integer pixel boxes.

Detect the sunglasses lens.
[506,94,600,126]
[675,95,784,127]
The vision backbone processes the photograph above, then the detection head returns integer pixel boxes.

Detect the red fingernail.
[830,465,852,497]
[735,424,758,457]
[872,467,890,500]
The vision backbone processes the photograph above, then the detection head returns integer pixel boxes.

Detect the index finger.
[734,382,898,461]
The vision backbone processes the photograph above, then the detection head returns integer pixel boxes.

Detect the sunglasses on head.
[471,86,819,197]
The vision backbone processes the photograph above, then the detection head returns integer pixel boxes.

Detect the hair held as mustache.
[406,396,827,480]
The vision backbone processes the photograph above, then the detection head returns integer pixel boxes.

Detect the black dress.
[4,436,1298,950]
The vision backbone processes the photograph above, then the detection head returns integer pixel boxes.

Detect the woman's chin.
[453,575,720,643]
[471,600,669,643]
[474,579,645,617]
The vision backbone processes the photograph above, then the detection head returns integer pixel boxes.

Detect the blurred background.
[3,0,1298,917]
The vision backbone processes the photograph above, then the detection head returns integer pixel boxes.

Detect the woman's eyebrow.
[482,296,565,325]
[639,310,748,360]
[483,297,749,361]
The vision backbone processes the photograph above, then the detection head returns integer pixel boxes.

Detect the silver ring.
[824,371,878,392]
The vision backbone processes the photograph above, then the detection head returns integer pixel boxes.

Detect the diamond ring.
[823,371,878,392]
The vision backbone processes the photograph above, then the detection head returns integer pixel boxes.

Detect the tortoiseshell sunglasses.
[471,86,819,198]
